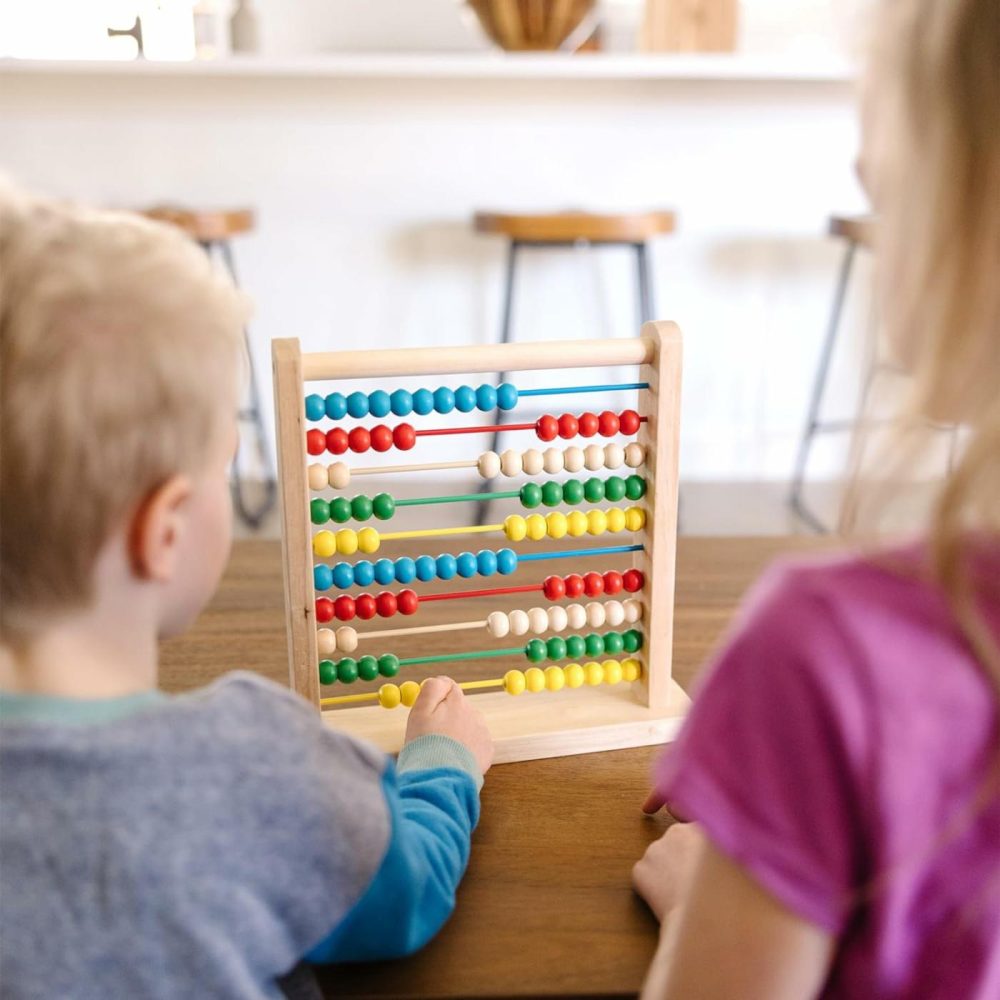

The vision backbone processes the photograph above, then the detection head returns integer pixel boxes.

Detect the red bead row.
[315,589,419,623]
[307,424,416,457]
[535,409,641,443]
[541,569,644,601]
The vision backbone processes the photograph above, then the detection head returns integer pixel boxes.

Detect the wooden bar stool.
[139,205,277,530]
[473,209,677,520]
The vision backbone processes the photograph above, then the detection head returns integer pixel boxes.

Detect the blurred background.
[1,1,891,536]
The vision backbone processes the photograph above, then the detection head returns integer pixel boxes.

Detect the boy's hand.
[641,787,689,821]
[632,822,704,922]
[404,677,494,776]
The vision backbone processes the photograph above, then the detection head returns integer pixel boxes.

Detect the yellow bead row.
[503,506,646,543]
[312,526,381,557]
[502,657,641,694]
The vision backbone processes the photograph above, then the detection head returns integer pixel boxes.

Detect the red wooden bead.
[326,428,349,455]
[622,568,644,593]
[307,429,326,456]
[563,574,585,598]
[535,414,559,442]
[348,427,371,454]
[582,571,605,597]
[376,591,398,618]
[542,575,566,601]
[619,409,641,435]
[393,423,416,451]
[557,413,579,439]
[397,589,419,615]
[603,570,624,595]
[315,597,334,623]
[355,594,377,620]
[370,424,393,452]
[598,410,620,437]
[577,412,599,437]
[334,595,356,621]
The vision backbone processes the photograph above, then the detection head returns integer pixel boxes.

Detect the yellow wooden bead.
[545,511,568,539]
[357,527,380,554]
[564,663,585,688]
[504,515,527,542]
[335,528,359,555]
[524,667,546,693]
[312,530,336,558]
[584,660,604,686]
[586,509,608,535]
[316,628,336,656]
[504,669,526,695]
[622,658,642,681]
[378,684,401,709]
[308,463,328,491]
[400,680,421,707]
[566,510,588,537]
[625,506,646,531]
[605,507,626,533]
[526,513,547,541]
[602,659,623,685]
[544,665,566,691]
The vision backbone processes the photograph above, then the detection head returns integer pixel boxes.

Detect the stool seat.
[474,210,676,244]
[828,215,876,248]
[139,205,255,243]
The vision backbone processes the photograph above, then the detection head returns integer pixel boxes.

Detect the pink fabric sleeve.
[657,564,875,933]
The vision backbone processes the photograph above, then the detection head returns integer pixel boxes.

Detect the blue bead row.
[305,383,519,422]
[313,548,519,591]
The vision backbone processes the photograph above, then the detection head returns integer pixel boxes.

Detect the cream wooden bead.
[584,443,605,471]
[563,446,585,473]
[487,610,510,638]
[508,609,530,636]
[604,443,625,470]
[316,628,337,655]
[335,625,358,652]
[500,449,523,477]
[585,601,607,628]
[566,604,587,630]
[477,451,501,479]
[527,607,549,634]
[328,462,351,490]
[604,600,626,627]
[547,605,568,633]
[521,448,544,476]
[308,464,329,491]
[623,599,643,623]
[624,443,645,468]
[543,447,565,474]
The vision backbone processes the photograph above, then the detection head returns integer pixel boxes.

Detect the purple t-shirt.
[657,544,1000,999]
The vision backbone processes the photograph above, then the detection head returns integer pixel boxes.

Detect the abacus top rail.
[300,337,656,382]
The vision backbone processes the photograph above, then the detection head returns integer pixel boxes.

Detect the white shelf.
[0,52,856,83]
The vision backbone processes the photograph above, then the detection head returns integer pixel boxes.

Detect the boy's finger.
[641,787,667,814]
[412,676,453,712]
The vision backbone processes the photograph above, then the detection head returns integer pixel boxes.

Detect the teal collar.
[0,689,166,726]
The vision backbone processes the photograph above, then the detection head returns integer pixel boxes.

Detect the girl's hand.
[641,787,689,820]
[404,676,494,776]
[632,822,704,922]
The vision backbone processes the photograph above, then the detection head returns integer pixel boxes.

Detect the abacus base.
[321,678,691,764]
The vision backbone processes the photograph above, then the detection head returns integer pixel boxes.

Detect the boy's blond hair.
[0,181,248,639]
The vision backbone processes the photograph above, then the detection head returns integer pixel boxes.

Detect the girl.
[632,1,1000,997]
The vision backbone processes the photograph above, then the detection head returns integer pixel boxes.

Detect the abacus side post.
[272,338,321,709]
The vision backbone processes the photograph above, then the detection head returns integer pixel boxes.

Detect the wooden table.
[160,536,822,999]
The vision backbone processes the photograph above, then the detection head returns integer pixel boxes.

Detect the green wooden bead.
[604,476,627,502]
[351,495,374,521]
[603,631,625,654]
[378,653,400,678]
[584,633,605,656]
[565,635,586,659]
[541,480,563,507]
[336,657,359,684]
[584,477,605,503]
[546,636,567,660]
[625,475,647,501]
[519,483,543,509]
[525,638,547,662]
[561,479,584,505]
[358,655,379,681]
[310,498,331,524]
[372,492,396,520]
[330,497,352,523]
[318,659,336,685]
[623,629,642,653]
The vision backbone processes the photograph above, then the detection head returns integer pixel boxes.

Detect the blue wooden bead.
[476,384,497,411]
[496,548,518,575]
[347,391,369,418]
[394,557,417,584]
[433,386,455,414]
[313,564,334,591]
[454,385,477,413]
[368,390,391,418]
[476,549,498,576]
[332,562,355,589]
[305,393,326,421]
[352,560,375,588]
[390,389,413,416]
[436,553,457,580]
[415,555,437,581]
[374,558,396,585]
[325,393,348,420]
[456,551,478,577]
[412,388,435,415]
[497,383,519,411]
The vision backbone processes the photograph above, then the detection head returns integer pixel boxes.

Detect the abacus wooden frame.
[272,321,689,763]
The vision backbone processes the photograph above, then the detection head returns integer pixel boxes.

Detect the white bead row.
[317,624,359,655]
[486,599,643,638]
[476,443,645,480]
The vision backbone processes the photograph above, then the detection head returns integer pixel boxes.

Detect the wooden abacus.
[272,322,689,763]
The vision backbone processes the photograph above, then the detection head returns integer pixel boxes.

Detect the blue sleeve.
[304,753,480,962]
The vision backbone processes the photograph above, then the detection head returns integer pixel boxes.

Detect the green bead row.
[519,475,646,510]
[311,492,396,525]
[524,628,643,664]
[319,652,400,686]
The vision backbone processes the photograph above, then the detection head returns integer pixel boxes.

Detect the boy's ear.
[128,474,193,582]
